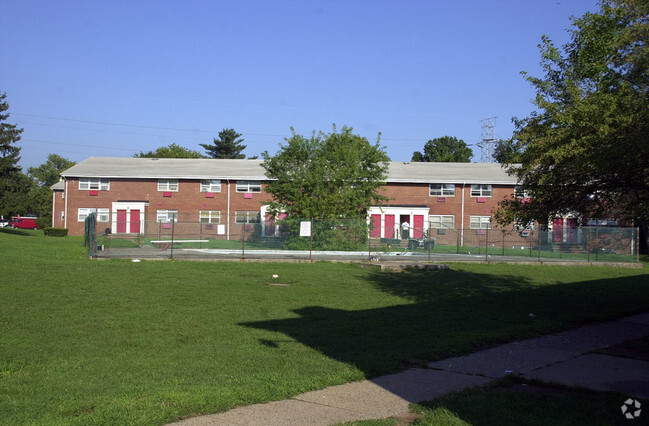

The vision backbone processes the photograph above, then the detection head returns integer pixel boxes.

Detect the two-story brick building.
[52,157,523,245]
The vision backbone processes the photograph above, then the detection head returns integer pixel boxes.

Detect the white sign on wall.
[299,221,312,237]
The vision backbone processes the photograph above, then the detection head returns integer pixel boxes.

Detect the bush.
[43,227,68,237]
[36,217,51,229]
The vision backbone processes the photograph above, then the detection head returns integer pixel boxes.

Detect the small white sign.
[300,221,312,237]
[217,224,226,235]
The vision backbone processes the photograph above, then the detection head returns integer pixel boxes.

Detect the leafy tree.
[411,136,472,162]
[28,153,76,187]
[0,92,27,218]
[492,138,524,164]
[134,143,205,158]
[201,128,247,159]
[262,125,390,220]
[496,0,649,251]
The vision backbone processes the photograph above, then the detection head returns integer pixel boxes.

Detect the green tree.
[0,92,27,218]
[201,128,247,159]
[411,136,472,162]
[492,138,524,164]
[134,143,205,158]
[28,153,76,187]
[262,125,390,220]
[25,154,76,221]
[496,0,649,250]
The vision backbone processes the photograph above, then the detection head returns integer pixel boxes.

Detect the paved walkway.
[173,313,649,425]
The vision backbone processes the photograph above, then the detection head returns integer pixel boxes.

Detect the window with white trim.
[470,184,492,197]
[79,178,109,191]
[157,210,178,222]
[429,215,455,229]
[200,210,221,224]
[78,208,109,222]
[429,183,455,196]
[158,179,179,191]
[235,211,261,224]
[236,180,261,193]
[515,185,531,198]
[200,179,221,192]
[470,216,492,229]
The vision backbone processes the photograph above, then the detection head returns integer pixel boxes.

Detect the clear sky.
[1,0,600,170]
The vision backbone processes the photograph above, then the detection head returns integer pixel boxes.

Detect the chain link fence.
[91,216,639,263]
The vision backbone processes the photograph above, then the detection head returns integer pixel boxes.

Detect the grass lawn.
[1,229,648,425]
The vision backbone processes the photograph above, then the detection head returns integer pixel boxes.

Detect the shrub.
[36,217,51,229]
[43,227,68,237]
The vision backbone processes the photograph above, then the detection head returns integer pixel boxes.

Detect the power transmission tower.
[477,117,497,163]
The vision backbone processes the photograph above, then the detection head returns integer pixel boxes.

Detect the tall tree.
[496,0,649,250]
[28,153,76,187]
[0,92,27,218]
[262,125,390,220]
[492,138,524,164]
[134,143,205,159]
[201,128,247,159]
[411,136,472,162]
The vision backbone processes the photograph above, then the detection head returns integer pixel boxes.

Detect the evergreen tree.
[0,92,27,218]
[201,128,247,159]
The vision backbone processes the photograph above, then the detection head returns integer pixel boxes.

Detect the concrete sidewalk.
[173,313,649,426]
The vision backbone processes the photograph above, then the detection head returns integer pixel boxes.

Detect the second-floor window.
[429,183,455,196]
[515,185,531,198]
[79,178,109,191]
[200,179,221,192]
[236,180,261,193]
[158,179,179,191]
[470,184,492,197]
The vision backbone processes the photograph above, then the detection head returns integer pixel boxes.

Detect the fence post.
[485,228,489,262]
[309,218,313,262]
[538,231,542,262]
[170,215,176,260]
[241,225,245,259]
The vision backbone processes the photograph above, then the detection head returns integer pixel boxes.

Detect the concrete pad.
[524,354,649,399]
[545,320,649,351]
[428,343,578,378]
[619,312,649,326]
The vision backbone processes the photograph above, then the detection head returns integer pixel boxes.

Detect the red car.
[8,216,39,230]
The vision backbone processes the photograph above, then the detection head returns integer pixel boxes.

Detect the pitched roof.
[60,157,518,185]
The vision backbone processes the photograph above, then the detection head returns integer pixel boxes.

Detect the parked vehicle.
[8,216,39,230]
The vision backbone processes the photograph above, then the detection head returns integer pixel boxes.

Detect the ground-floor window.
[157,210,178,222]
[470,216,492,229]
[200,210,221,224]
[235,211,261,224]
[429,215,455,229]
[78,208,109,222]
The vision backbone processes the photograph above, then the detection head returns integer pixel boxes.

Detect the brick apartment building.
[52,157,530,245]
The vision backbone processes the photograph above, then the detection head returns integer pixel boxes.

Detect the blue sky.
[1,0,600,170]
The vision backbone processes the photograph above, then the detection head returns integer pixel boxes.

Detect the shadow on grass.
[242,268,649,379]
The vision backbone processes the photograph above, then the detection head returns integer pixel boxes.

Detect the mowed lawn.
[1,230,648,425]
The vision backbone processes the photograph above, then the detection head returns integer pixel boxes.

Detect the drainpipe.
[227,179,231,240]
[460,181,466,247]
[64,179,69,230]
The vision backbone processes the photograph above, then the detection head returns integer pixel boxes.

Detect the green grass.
[1,229,648,425]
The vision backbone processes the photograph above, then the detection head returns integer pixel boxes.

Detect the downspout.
[460,181,466,247]
[227,179,231,241]
[51,190,55,228]
[64,179,69,230]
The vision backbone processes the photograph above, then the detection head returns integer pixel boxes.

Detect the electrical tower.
[477,117,496,163]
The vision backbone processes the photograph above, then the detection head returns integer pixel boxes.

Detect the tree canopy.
[497,0,649,232]
[261,125,390,220]
[0,92,26,218]
[28,153,76,187]
[411,136,472,162]
[134,143,205,159]
[201,128,247,159]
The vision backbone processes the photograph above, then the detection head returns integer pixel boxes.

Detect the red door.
[117,210,127,233]
[553,218,563,242]
[130,209,140,233]
[370,214,381,238]
[385,214,395,238]
[413,215,424,238]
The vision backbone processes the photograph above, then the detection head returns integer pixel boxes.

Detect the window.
[429,215,455,229]
[470,184,492,197]
[79,178,109,191]
[157,210,178,222]
[158,179,179,191]
[78,208,109,222]
[200,210,221,224]
[236,180,261,193]
[429,183,455,196]
[515,185,531,198]
[470,216,492,229]
[235,211,261,224]
[200,179,221,192]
